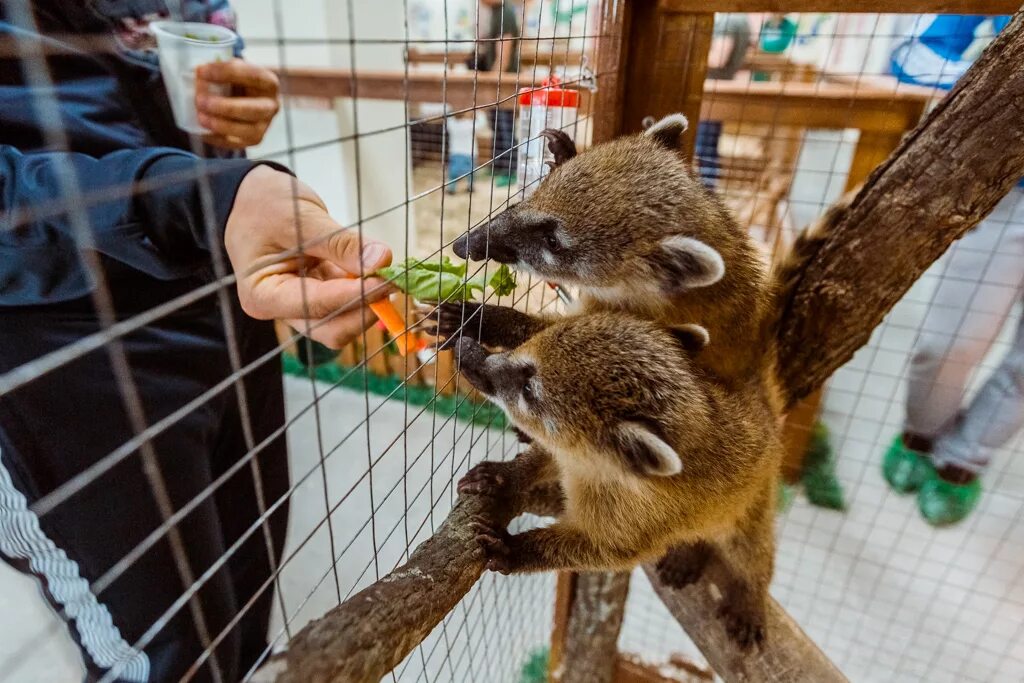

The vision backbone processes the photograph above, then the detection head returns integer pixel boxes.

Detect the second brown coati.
[453,312,782,648]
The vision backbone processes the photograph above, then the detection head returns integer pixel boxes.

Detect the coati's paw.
[511,427,533,444]
[655,545,711,588]
[717,598,766,650]
[469,516,512,574]
[540,128,578,168]
[458,461,512,497]
[420,302,484,349]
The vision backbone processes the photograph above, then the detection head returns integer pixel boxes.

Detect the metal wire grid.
[4,4,1024,682]
[620,12,1024,683]
[0,0,597,681]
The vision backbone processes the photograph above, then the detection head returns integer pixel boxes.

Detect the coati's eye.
[522,381,536,403]
[545,232,560,252]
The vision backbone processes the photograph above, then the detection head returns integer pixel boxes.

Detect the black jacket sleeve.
[0,145,283,306]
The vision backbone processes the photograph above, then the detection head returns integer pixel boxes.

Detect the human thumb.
[306,212,392,276]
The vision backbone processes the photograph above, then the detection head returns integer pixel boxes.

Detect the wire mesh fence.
[1,2,1022,682]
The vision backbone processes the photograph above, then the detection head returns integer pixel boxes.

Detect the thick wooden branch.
[777,8,1024,408]
[256,493,507,683]
[642,564,847,683]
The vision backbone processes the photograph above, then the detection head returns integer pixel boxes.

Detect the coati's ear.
[669,323,710,353]
[616,422,683,477]
[643,113,689,150]
[654,235,725,291]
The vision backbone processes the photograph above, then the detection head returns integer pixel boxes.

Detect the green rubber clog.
[882,434,932,494]
[918,470,982,527]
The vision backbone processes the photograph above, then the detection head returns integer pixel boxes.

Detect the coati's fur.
[454,313,781,648]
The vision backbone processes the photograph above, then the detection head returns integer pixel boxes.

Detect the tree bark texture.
[557,571,631,683]
[263,491,512,683]
[642,564,847,683]
[775,8,1024,408]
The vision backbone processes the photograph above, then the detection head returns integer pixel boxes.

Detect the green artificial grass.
[801,421,847,511]
[518,647,549,683]
[281,351,508,431]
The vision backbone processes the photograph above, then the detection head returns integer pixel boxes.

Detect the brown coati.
[433,113,774,386]
[453,312,782,648]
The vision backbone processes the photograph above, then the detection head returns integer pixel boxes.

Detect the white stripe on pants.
[905,187,1024,473]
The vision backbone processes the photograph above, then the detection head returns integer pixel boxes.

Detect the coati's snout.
[452,207,565,275]
[454,337,536,404]
[452,210,520,262]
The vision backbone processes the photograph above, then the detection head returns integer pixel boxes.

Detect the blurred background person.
[882,14,1023,526]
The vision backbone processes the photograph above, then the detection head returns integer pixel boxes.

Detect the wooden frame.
[657,0,1020,12]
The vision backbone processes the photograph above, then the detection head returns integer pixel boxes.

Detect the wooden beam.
[275,67,592,112]
[658,0,1021,13]
[642,565,848,682]
[274,67,935,134]
[406,45,586,68]
[547,572,577,681]
[592,0,632,141]
[702,80,933,133]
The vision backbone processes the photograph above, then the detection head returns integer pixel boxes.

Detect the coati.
[426,113,845,646]
[453,312,782,648]
[434,113,774,386]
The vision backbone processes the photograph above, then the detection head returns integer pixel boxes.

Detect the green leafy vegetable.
[377,256,517,302]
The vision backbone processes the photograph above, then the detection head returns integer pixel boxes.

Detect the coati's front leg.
[471,521,636,574]
[458,445,564,517]
[424,302,552,350]
[713,479,776,649]
[655,541,714,588]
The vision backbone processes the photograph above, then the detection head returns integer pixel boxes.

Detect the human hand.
[195,59,280,149]
[224,166,394,348]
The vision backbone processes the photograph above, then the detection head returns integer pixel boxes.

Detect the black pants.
[0,280,289,683]
[490,109,517,176]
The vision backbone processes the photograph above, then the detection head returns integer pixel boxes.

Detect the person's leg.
[932,313,1024,475]
[0,289,255,682]
[446,153,460,194]
[491,109,516,180]
[886,189,1024,492]
[695,120,722,188]
[207,304,290,675]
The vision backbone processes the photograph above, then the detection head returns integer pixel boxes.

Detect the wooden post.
[616,2,713,157]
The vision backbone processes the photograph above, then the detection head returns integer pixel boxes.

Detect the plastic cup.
[151,21,238,135]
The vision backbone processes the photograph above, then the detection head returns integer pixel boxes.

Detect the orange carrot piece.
[370,299,418,356]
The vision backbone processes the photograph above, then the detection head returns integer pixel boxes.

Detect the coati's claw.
[655,544,711,588]
[425,302,485,349]
[717,600,767,650]
[469,518,512,573]
[458,461,511,497]
[540,128,577,166]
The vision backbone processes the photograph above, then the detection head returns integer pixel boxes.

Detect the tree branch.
[642,564,847,682]
[256,493,507,683]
